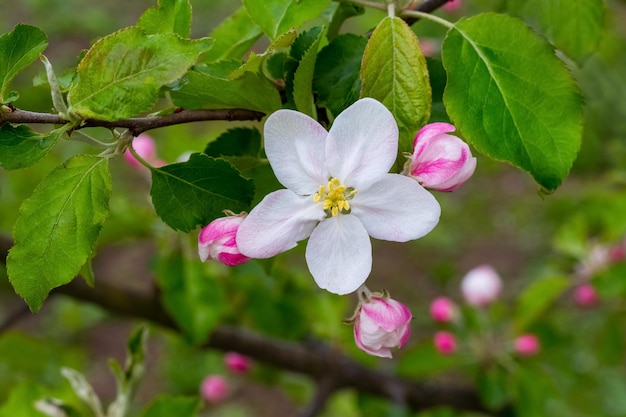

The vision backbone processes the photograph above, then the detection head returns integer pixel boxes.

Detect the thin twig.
[0,108,265,136]
[405,0,454,25]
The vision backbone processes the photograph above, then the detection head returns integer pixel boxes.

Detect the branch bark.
[0,108,265,136]
[0,234,503,415]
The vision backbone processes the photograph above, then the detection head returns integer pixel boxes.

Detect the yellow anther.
[312,177,357,217]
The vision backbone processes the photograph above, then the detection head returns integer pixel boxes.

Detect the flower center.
[313,177,357,217]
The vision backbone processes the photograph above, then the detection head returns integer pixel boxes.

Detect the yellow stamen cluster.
[313,177,357,217]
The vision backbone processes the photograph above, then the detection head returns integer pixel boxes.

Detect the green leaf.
[0,24,48,103]
[67,27,213,121]
[7,155,112,312]
[327,2,364,40]
[292,27,324,117]
[228,28,297,79]
[0,382,48,417]
[243,0,331,39]
[396,342,466,378]
[0,124,68,170]
[169,61,281,113]
[156,251,227,344]
[204,127,261,158]
[514,275,569,332]
[477,365,510,410]
[442,13,583,192]
[150,153,254,232]
[314,34,367,117]
[137,0,192,37]
[512,0,606,62]
[140,396,200,417]
[202,6,263,63]
[360,17,432,152]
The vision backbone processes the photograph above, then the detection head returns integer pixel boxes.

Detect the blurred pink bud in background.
[406,122,476,192]
[200,375,229,403]
[461,264,502,307]
[124,133,158,168]
[443,0,462,11]
[353,295,412,358]
[433,331,457,354]
[198,214,250,266]
[429,297,456,323]
[573,283,599,308]
[514,334,540,356]
[224,352,251,374]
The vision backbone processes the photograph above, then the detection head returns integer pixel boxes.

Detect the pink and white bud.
[461,264,502,307]
[433,331,457,355]
[353,294,412,358]
[224,352,251,374]
[429,297,456,323]
[443,0,462,11]
[124,134,158,168]
[573,283,599,308]
[200,375,229,403]
[514,334,540,357]
[406,122,476,192]
[198,213,250,266]
[576,244,610,279]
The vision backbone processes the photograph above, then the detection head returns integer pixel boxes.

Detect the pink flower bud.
[461,264,502,307]
[224,352,251,374]
[573,283,598,308]
[443,0,462,11]
[124,134,158,168]
[576,244,610,279]
[514,334,540,356]
[433,331,457,354]
[609,239,626,263]
[406,122,476,192]
[198,214,250,266]
[200,375,229,403]
[353,295,412,358]
[429,297,456,323]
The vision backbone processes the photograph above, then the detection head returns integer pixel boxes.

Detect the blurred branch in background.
[0,233,505,416]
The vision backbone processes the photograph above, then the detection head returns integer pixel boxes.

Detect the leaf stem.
[342,0,387,11]
[400,9,455,28]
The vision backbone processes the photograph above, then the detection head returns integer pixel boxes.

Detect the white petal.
[326,98,398,189]
[351,174,440,242]
[237,189,324,258]
[264,109,329,195]
[305,215,372,295]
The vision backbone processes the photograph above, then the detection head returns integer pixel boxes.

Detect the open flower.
[405,122,476,192]
[351,290,412,358]
[236,98,440,294]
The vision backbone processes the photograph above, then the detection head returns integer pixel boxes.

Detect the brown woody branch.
[0,234,503,415]
[405,0,454,25]
[0,108,265,136]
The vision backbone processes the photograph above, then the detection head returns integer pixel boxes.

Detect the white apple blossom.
[236,98,441,294]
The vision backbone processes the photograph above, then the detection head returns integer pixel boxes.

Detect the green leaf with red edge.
[442,13,583,193]
[360,16,432,152]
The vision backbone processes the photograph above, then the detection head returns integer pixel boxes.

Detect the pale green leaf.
[7,155,112,312]
[0,124,68,170]
[0,24,48,103]
[137,0,192,37]
[202,6,263,63]
[150,153,254,232]
[67,27,213,121]
[514,275,569,332]
[360,16,432,152]
[442,13,583,192]
[293,26,324,117]
[243,0,331,39]
[157,252,227,344]
[170,61,281,114]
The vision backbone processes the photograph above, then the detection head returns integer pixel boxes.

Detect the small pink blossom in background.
[576,244,610,279]
[573,283,599,308]
[353,294,412,358]
[419,39,439,57]
[514,334,540,356]
[461,264,502,307]
[433,331,457,354]
[198,213,250,266]
[609,239,626,263]
[443,0,462,11]
[405,122,476,192]
[429,297,456,323]
[224,352,251,374]
[200,375,229,403]
[124,133,158,168]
